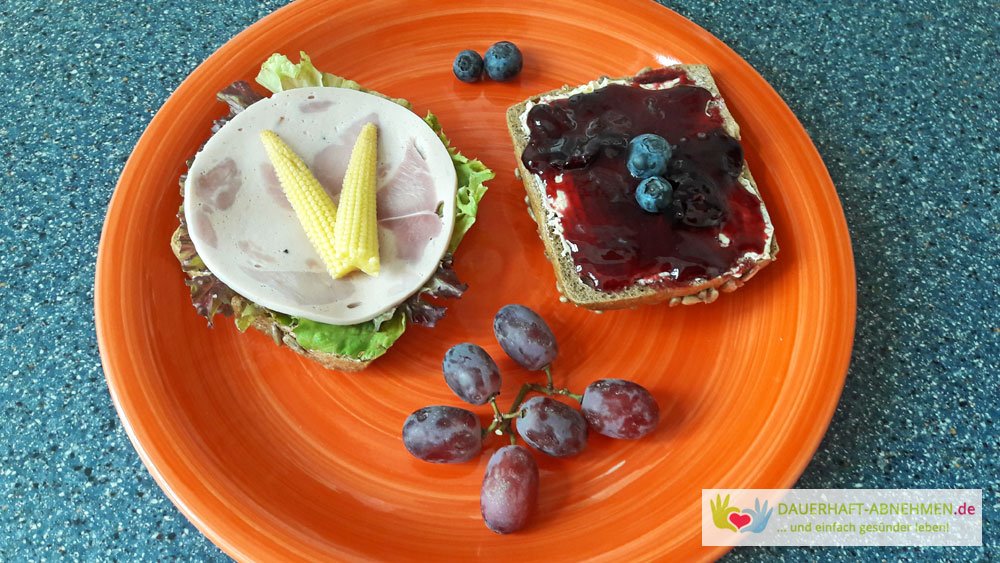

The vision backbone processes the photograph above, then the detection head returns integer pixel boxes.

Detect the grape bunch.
[401,304,660,534]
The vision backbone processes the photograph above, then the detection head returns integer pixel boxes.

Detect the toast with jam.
[506,65,778,309]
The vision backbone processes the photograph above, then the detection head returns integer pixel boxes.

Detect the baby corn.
[259,129,347,278]
[331,122,380,277]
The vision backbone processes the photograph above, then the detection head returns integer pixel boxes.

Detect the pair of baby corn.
[261,123,381,279]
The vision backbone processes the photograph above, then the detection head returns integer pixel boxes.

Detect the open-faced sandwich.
[507,65,777,310]
[172,52,493,371]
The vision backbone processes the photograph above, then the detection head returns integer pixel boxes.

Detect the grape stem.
[482,417,499,438]
[489,397,503,419]
[524,383,584,403]
[485,366,583,442]
[483,398,503,438]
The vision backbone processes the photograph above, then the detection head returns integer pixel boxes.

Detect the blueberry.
[635,176,673,213]
[453,50,484,83]
[484,41,523,81]
[626,134,672,179]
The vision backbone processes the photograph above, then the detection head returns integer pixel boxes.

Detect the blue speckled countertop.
[1,0,996,560]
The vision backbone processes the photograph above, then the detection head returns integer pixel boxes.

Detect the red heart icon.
[728,512,752,531]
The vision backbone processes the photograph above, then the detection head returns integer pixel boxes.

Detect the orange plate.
[96,0,855,560]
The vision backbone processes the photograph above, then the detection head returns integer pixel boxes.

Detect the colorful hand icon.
[740,498,774,534]
[710,494,739,532]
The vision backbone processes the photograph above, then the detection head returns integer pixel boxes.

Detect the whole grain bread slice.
[506,65,778,310]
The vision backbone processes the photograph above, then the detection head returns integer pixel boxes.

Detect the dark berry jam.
[521,73,768,292]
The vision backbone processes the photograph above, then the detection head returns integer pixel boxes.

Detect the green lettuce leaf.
[234,301,261,332]
[292,309,406,361]
[256,52,411,108]
[269,311,294,327]
[255,52,325,92]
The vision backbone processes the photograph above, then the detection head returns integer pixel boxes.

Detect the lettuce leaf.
[292,309,406,361]
[171,208,238,326]
[171,208,207,274]
[213,81,265,133]
[401,255,468,328]
[185,276,236,327]
[256,52,411,108]
[255,52,326,93]
[234,301,261,332]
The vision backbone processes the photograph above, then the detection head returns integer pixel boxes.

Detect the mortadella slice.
[183,87,457,326]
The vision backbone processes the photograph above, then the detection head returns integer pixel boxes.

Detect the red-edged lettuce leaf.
[212,80,264,133]
[402,255,467,328]
[185,275,236,327]
[172,208,206,274]
[171,209,237,326]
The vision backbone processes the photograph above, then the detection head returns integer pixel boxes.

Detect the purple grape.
[515,396,587,457]
[581,379,660,439]
[493,304,558,370]
[442,343,501,406]
[402,406,482,463]
[481,445,538,534]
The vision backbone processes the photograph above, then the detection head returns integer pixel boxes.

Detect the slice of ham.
[380,213,443,261]
[260,163,292,210]
[192,209,218,248]
[239,267,356,305]
[237,240,278,265]
[378,142,438,218]
[300,100,334,113]
[194,158,241,211]
[183,87,457,326]
[376,140,447,260]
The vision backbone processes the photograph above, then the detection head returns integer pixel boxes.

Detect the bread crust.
[506,65,778,310]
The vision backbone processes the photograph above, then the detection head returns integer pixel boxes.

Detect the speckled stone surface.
[0,0,995,560]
